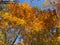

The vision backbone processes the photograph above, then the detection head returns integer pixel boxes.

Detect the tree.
[0,1,58,45]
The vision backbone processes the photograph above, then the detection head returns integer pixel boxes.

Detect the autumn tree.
[0,1,59,45]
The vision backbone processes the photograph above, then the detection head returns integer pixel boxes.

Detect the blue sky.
[14,34,22,44]
[20,0,44,10]
[19,0,55,10]
[4,0,44,8]
[4,0,55,10]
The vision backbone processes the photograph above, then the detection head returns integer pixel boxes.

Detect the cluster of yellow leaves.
[0,31,6,45]
[2,12,26,26]
[21,2,32,11]
[0,2,57,32]
[56,14,60,28]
